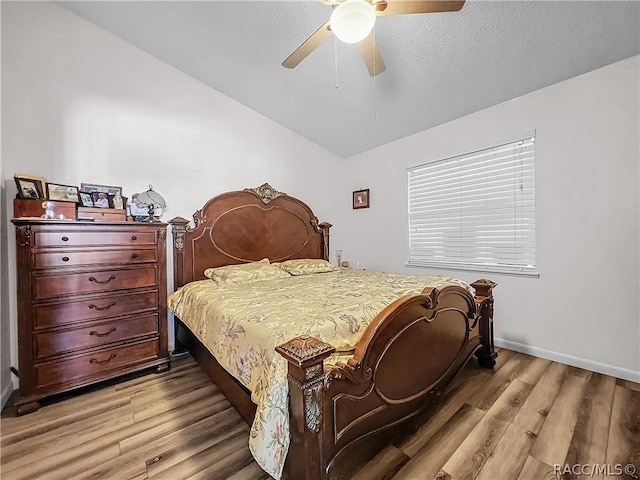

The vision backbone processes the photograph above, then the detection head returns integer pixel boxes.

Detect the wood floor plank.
[114,358,199,392]
[516,455,558,480]
[185,438,254,480]
[148,429,248,479]
[68,405,245,480]
[516,355,551,386]
[563,372,616,480]
[1,405,136,470]
[395,365,492,457]
[143,408,247,477]
[3,388,228,479]
[351,445,410,480]
[475,361,567,480]
[442,378,534,480]
[0,396,131,451]
[468,352,533,411]
[119,393,229,451]
[5,442,123,480]
[133,382,218,422]
[394,403,485,480]
[605,385,640,477]
[529,371,591,467]
[616,377,640,392]
[0,389,131,442]
[226,461,271,480]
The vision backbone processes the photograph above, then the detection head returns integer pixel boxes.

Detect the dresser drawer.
[34,266,157,300]
[33,230,157,247]
[34,290,158,329]
[34,339,159,389]
[76,207,126,222]
[33,248,157,269]
[34,314,159,359]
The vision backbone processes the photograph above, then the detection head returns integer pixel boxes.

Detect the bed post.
[276,336,336,480]
[471,279,498,368]
[317,222,332,261]
[168,216,190,356]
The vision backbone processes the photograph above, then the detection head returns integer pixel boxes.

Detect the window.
[407,132,536,276]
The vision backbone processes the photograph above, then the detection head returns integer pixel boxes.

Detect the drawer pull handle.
[131,235,137,241]
[131,253,138,259]
[89,327,117,337]
[61,236,69,242]
[89,354,117,365]
[89,302,116,311]
[62,256,70,262]
[88,275,116,285]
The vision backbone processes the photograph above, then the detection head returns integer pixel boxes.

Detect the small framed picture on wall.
[352,189,370,209]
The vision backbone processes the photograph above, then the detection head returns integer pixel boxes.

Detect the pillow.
[204,259,290,285]
[278,258,337,276]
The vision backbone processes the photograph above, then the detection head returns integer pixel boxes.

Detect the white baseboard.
[495,338,640,384]
[1,381,14,410]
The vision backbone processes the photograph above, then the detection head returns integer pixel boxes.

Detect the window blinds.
[407,133,536,275]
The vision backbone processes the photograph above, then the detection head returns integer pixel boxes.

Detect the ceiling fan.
[282,0,466,76]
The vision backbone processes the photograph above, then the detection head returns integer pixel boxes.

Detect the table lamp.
[135,185,166,222]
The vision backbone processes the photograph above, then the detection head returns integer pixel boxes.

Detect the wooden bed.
[168,183,497,480]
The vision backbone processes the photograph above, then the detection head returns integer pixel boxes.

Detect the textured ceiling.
[57,0,640,158]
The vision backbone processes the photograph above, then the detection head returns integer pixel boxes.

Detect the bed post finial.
[471,279,498,368]
[276,336,335,480]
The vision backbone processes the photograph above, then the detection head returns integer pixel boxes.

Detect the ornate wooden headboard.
[168,183,332,289]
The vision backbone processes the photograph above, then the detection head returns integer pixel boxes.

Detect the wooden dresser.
[11,220,170,415]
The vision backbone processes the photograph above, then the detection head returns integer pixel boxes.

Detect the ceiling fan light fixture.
[330,0,376,44]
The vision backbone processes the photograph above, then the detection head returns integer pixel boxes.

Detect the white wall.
[2,2,638,410]
[332,56,640,381]
[0,1,341,404]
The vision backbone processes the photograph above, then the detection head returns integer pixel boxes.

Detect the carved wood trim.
[244,182,286,204]
[471,279,498,368]
[304,378,324,433]
[276,335,335,368]
[16,225,31,247]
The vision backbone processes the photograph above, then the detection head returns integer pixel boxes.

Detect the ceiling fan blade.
[375,0,465,16]
[282,21,333,69]
[357,32,386,76]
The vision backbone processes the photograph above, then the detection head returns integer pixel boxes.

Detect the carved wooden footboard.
[168,184,497,480]
[276,280,496,480]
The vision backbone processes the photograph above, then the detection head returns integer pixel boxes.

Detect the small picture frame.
[47,183,79,202]
[352,188,370,209]
[15,176,43,199]
[81,183,122,197]
[91,191,113,208]
[14,174,46,199]
[79,191,94,207]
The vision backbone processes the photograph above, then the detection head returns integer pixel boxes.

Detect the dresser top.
[11,219,166,227]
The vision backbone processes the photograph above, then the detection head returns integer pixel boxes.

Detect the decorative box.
[77,207,126,222]
[13,198,77,220]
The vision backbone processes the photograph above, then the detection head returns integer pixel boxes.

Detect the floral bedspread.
[167,268,472,479]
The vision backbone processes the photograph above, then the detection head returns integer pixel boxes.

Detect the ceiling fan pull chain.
[373,28,377,123]
[334,35,339,89]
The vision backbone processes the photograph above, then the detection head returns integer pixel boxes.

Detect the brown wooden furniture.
[11,219,170,415]
[13,198,77,220]
[77,207,126,221]
[168,183,497,480]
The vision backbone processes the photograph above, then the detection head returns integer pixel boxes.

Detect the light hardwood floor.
[1,348,638,480]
